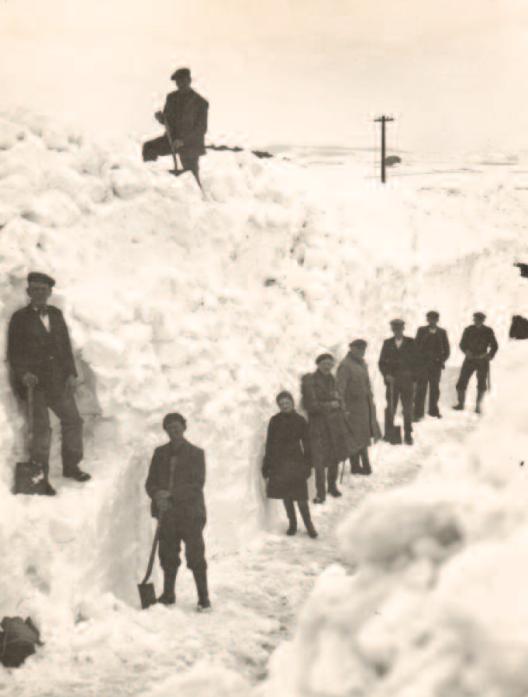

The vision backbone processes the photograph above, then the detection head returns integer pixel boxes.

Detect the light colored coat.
[337,353,381,453]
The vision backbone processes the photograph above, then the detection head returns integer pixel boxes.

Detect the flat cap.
[162,412,187,430]
[349,339,367,349]
[390,318,405,327]
[426,310,439,319]
[315,353,334,365]
[473,311,486,320]
[27,272,55,287]
[171,67,191,81]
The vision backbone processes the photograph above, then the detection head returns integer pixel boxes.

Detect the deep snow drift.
[0,109,527,696]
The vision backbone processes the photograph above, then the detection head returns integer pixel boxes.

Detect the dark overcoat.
[415,326,450,368]
[301,371,352,469]
[145,440,206,524]
[262,411,311,501]
[378,336,418,380]
[163,88,208,157]
[7,305,77,397]
[336,353,381,453]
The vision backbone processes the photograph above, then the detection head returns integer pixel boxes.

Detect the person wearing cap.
[454,312,498,414]
[336,339,381,475]
[145,413,210,610]
[301,354,351,503]
[152,67,208,184]
[7,273,89,492]
[413,311,450,420]
[262,392,317,538]
[378,319,417,445]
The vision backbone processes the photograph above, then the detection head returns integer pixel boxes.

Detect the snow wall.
[0,110,527,694]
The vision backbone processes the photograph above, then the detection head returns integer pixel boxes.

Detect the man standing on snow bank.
[301,354,351,503]
[7,272,89,493]
[453,312,498,414]
[145,413,211,611]
[378,319,417,446]
[413,311,450,421]
[143,67,208,186]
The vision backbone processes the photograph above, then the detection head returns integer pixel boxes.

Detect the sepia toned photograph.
[0,1,527,695]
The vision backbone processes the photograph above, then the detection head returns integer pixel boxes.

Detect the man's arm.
[378,341,391,378]
[7,312,30,379]
[488,329,499,359]
[145,448,162,500]
[301,374,323,414]
[443,329,451,363]
[459,327,470,354]
[57,311,77,378]
[335,362,349,403]
[190,99,208,139]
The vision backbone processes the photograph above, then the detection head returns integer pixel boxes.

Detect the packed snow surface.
[0,110,527,696]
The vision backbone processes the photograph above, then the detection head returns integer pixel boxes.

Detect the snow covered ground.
[0,110,527,696]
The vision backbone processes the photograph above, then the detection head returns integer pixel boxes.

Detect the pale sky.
[0,0,526,154]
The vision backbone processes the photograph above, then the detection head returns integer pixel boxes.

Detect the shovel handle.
[140,523,160,586]
[27,383,35,453]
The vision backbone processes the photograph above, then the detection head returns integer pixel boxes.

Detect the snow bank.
[263,343,528,697]
[0,110,527,691]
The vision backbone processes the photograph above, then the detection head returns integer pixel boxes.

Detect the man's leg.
[454,359,475,409]
[179,153,201,187]
[314,463,326,503]
[29,389,52,476]
[327,461,341,496]
[475,361,489,413]
[414,368,427,420]
[48,389,87,480]
[297,500,318,538]
[399,379,414,443]
[158,514,182,605]
[428,365,442,416]
[283,498,297,535]
[360,447,372,475]
[184,525,210,610]
[350,452,362,474]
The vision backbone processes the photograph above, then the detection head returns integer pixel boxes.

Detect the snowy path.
[5,413,476,697]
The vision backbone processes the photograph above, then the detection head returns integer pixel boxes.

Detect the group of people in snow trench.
[6,272,499,611]
[262,311,498,539]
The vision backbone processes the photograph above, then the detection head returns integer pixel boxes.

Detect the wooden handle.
[27,383,35,453]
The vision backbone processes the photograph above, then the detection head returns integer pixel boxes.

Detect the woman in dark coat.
[262,391,318,538]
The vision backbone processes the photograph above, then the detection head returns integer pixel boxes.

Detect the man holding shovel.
[7,272,89,494]
[145,67,208,186]
[378,319,417,446]
[145,413,211,611]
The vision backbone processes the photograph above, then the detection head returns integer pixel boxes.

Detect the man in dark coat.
[454,312,498,414]
[145,413,210,610]
[413,311,450,420]
[7,273,89,492]
[301,354,351,503]
[262,391,317,538]
[378,319,417,446]
[337,339,381,475]
[143,67,208,185]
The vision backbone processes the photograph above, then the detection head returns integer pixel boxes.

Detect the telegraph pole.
[374,115,394,183]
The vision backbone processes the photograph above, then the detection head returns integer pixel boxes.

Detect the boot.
[350,454,362,475]
[313,496,325,504]
[63,467,91,482]
[298,502,318,539]
[193,568,211,612]
[476,389,485,415]
[453,389,465,410]
[404,433,414,446]
[158,567,177,605]
[361,449,372,475]
[283,499,297,535]
[328,486,342,498]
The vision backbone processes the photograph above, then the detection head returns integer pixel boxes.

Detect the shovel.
[163,110,180,176]
[384,381,402,445]
[13,384,53,496]
[138,524,160,609]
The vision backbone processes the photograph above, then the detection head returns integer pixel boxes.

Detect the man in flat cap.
[378,319,417,445]
[413,311,450,420]
[454,312,498,414]
[337,339,381,475]
[7,273,89,492]
[301,354,351,503]
[146,413,210,611]
[147,67,208,185]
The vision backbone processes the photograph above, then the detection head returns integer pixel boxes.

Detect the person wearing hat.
[413,311,450,420]
[7,273,89,493]
[454,312,498,414]
[151,67,208,185]
[301,354,351,503]
[145,413,210,610]
[336,339,381,475]
[262,392,317,538]
[378,319,417,445]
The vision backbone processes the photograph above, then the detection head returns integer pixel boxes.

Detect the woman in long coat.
[262,391,318,538]
[336,339,381,475]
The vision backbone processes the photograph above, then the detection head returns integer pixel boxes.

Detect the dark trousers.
[414,364,442,417]
[29,386,83,476]
[350,448,371,474]
[283,498,313,527]
[315,462,338,500]
[456,358,489,395]
[142,136,201,184]
[386,377,413,436]
[159,511,207,573]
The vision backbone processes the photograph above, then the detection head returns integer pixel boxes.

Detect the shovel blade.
[138,583,157,609]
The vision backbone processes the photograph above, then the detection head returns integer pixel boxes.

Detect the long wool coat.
[262,411,311,501]
[336,353,381,454]
[301,371,352,469]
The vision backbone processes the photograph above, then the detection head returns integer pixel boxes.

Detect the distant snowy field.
[0,110,527,696]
